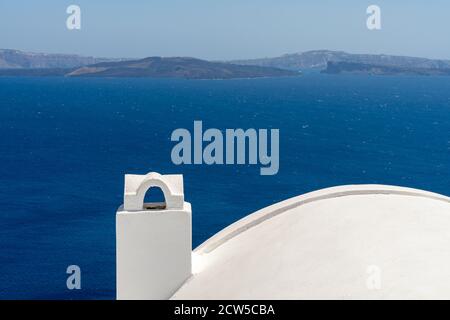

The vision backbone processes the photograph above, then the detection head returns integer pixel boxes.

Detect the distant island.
[0,50,297,79]
[65,57,298,79]
[0,49,118,69]
[1,48,450,77]
[322,61,450,76]
[230,50,450,72]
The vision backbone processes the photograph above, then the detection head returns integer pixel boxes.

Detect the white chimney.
[116,172,192,300]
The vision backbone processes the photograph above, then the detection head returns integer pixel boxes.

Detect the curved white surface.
[171,185,450,299]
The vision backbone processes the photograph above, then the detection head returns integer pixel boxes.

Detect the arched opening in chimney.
[143,186,167,210]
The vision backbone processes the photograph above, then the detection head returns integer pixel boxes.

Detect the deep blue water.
[0,75,449,299]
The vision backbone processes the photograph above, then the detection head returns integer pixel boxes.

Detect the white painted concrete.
[124,172,184,211]
[116,172,191,300]
[171,185,450,300]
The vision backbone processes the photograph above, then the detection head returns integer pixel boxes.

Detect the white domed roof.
[171,185,450,299]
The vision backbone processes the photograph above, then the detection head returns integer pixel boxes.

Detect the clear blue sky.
[0,0,449,60]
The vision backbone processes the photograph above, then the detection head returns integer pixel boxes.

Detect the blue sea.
[0,75,449,299]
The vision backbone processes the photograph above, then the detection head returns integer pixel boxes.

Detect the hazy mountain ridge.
[0,49,299,79]
[323,61,450,76]
[0,49,120,69]
[2,48,450,77]
[231,50,450,71]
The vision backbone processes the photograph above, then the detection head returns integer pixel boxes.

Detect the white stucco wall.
[171,185,450,299]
